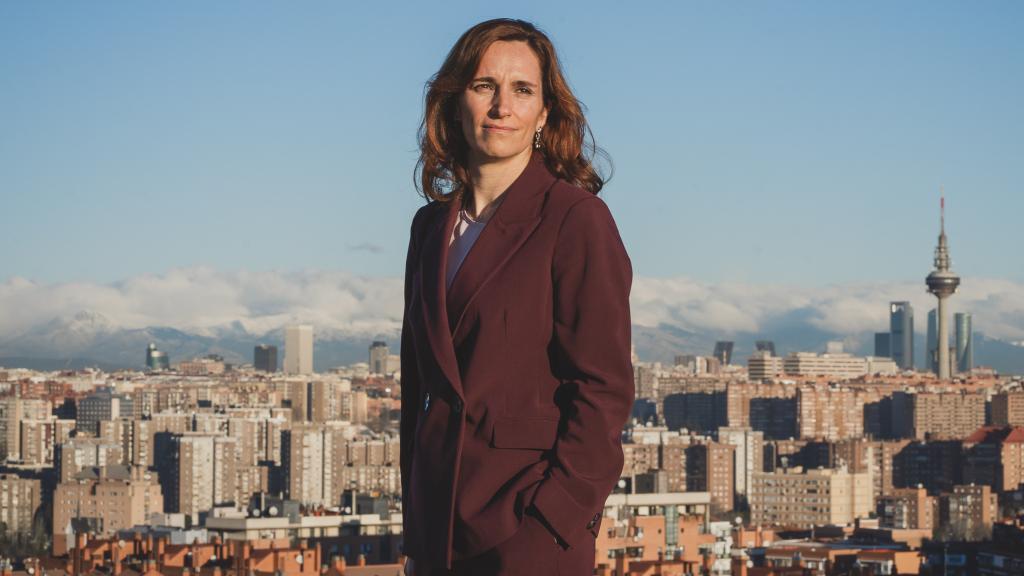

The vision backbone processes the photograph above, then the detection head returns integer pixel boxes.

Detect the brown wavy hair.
[416,18,608,202]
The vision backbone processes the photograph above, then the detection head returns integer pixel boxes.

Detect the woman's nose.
[489,87,511,118]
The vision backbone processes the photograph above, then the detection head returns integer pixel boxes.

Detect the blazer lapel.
[446,153,555,339]
[418,198,463,399]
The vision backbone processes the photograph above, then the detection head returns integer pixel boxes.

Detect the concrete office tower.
[713,341,734,366]
[955,312,973,373]
[889,302,914,371]
[925,197,961,380]
[369,341,389,374]
[927,309,939,374]
[284,325,314,375]
[254,344,278,373]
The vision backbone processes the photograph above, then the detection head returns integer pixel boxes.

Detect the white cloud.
[0,268,1021,342]
[630,276,1024,341]
[0,267,404,338]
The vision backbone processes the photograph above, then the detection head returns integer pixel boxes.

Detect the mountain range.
[2,310,1022,375]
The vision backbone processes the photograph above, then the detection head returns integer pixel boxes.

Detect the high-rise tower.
[145,343,169,371]
[713,341,734,366]
[284,325,314,375]
[254,344,278,373]
[369,341,389,374]
[955,312,973,374]
[925,196,960,380]
[889,302,914,371]
[755,340,777,357]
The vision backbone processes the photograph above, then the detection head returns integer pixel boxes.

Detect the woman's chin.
[472,146,532,164]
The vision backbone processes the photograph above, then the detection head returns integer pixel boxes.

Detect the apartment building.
[750,466,873,528]
[876,486,938,531]
[0,474,41,535]
[893,390,986,440]
[53,465,163,555]
[992,392,1024,427]
[686,442,735,512]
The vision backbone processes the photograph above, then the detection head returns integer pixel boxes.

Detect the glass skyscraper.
[254,344,278,373]
[145,342,170,371]
[755,340,777,357]
[955,312,973,373]
[874,332,891,358]
[713,341,734,366]
[889,302,914,371]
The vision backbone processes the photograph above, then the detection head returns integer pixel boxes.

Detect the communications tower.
[925,196,960,380]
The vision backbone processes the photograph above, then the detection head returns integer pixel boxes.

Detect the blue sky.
[2,1,1021,287]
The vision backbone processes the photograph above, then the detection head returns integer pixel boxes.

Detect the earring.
[533,128,543,149]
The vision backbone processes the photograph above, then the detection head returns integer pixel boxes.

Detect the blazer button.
[453,398,463,414]
[423,392,431,412]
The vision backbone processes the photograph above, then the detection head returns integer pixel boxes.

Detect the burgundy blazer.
[400,152,634,569]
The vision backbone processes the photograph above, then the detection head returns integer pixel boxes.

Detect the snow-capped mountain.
[3,311,1023,375]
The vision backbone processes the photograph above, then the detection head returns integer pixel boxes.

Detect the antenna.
[940,187,945,234]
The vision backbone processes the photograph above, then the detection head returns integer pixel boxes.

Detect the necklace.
[460,207,484,225]
[461,193,505,224]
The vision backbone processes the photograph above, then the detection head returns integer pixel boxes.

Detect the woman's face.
[459,40,548,166]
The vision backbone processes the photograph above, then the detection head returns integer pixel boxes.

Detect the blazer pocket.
[490,416,559,450]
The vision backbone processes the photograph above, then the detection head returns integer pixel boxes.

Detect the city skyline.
[4,333,1022,571]
[1,2,1022,286]
[2,268,1023,374]
[3,3,1024,567]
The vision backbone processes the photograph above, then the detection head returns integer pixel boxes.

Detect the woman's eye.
[516,87,534,95]
[473,83,494,92]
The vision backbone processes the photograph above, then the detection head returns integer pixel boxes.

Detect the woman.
[401,19,633,576]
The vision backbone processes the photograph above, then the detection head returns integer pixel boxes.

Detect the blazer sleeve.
[528,195,634,546]
[400,206,427,553]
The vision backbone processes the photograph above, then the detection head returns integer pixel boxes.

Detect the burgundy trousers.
[414,511,595,576]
